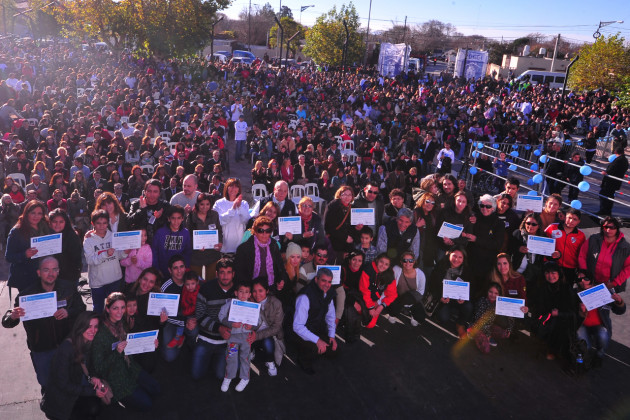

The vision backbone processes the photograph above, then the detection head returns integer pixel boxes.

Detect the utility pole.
[402,16,408,71]
[364,0,372,64]
[550,33,560,72]
[286,30,300,63]
[342,19,349,71]
[248,0,252,51]
[402,16,407,44]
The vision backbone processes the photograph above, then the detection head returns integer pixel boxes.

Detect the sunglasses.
[578,276,591,282]
[256,228,273,234]
[525,222,538,226]
[315,253,328,258]
[603,225,618,230]
[425,200,435,205]
[367,190,379,195]
[402,258,415,263]
[479,204,493,209]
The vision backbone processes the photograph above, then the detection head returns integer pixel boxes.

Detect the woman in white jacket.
[213,178,250,254]
[389,251,427,326]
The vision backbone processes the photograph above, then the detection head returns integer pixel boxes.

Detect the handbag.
[81,363,114,405]
[421,292,441,318]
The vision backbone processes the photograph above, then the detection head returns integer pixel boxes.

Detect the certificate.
[351,208,375,225]
[437,222,464,239]
[125,330,159,355]
[228,300,261,325]
[30,233,62,258]
[193,230,219,250]
[578,283,615,311]
[527,235,556,256]
[147,293,180,316]
[442,279,470,301]
[316,265,342,285]
[516,194,543,212]
[19,291,58,321]
[495,296,526,318]
[278,216,302,235]
[112,230,142,250]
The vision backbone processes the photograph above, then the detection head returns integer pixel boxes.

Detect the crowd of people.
[1,38,629,418]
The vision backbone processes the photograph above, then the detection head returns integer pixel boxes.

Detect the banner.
[378,43,411,78]
[454,49,488,80]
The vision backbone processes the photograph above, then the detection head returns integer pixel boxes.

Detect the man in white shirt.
[234,114,248,162]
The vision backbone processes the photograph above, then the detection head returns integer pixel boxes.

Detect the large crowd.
[1,38,629,419]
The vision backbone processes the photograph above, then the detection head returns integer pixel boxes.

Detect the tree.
[487,37,530,65]
[269,16,306,58]
[614,76,630,110]
[237,2,276,46]
[303,3,363,66]
[279,5,292,19]
[569,34,630,91]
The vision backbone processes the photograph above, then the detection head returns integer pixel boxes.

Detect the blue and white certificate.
[496,296,526,318]
[516,194,543,212]
[316,265,342,285]
[578,284,615,311]
[527,235,556,256]
[193,230,219,250]
[351,208,375,225]
[112,230,142,250]
[278,216,302,235]
[147,293,180,316]
[228,300,261,325]
[30,233,62,258]
[19,291,58,321]
[437,222,464,239]
[125,330,159,355]
[442,279,470,301]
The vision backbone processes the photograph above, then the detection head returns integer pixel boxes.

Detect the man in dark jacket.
[252,180,297,217]
[353,181,385,235]
[2,256,86,392]
[597,147,629,216]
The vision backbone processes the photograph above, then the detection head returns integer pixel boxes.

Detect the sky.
[222,0,629,44]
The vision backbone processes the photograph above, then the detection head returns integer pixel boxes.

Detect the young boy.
[356,227,378,263]
[493,152,510,190]
[152,205,192,279]
[219,282,261,392]
[168,271,200,348]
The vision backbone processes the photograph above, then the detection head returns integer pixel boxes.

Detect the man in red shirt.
[545,208,585,284]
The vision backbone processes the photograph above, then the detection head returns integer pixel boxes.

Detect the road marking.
[420,335,432,345]
[425,318,459,339]
[283,354,296,366]
[335,334,346,343]
[360,335,375,347]
[519,329,531,337]
[606,353,630,368]
[250,363,260,376]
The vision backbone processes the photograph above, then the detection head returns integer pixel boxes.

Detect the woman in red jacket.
[359,254,397,328]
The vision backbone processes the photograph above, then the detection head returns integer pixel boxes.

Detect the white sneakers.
[235,379,249,392]
[410,317,419,327]
[266,362,278,376]
[220,378,231,392]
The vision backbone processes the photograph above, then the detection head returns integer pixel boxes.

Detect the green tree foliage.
[614,76,630,110]
[54,0,230,57]
[269,17,306,57]
[569,34,630,91]
[279,5,292,19]
[303,3,363,66]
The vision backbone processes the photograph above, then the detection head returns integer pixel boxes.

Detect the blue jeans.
[91,280,121,313]
[160,322,184,362]
[577,325,610,357]
[120,370,160,411]
[191,339,227,380]
[235,140,245,161]
[31,349,56,390]
[253,337,275,363]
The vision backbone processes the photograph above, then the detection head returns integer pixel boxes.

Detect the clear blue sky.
[222,0,629,43]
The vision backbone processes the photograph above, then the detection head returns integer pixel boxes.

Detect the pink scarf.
[253,236,275,285]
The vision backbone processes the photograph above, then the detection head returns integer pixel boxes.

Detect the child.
[356,226,378,263]
[167,271,200,348]
[120,229,152,286]
[470,283,512,354]
[151,205,192,279]
[493,152,510,191]
[219,281,262,392]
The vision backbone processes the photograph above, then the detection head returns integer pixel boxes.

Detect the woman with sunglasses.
[579,216,630,292]
[415,192,438,272]
[509,212,546,285]
[324,185,359,257]
[390,251,427,326]
[234,216,285,290]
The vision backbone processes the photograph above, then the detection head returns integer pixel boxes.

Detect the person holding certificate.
[470,283,514,353]
[187,193,223,281]
[250,278,285,377]
[49,208,83,285]
[508,213,546,284]
[539,194,563,231]
[427,246,474,339]
[5,200,50,292]
[529,262,579,361]
[576,271,626,367]
[435,191,473,262]
[91,293,160,411]
[283,196,326,251]
[2,256,86,392]
[213,178,250,254]
[324,186,360,256]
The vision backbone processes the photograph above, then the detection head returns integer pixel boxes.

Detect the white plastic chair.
[305,182,326,213]
[141,165,155,175]
[160,131,171,140]
[179,122,188,130]
[341,150,358,163]
[26,118,38,127]
[319,122,328,129]
[76,88,85,97]
[252,184,268,201]
[290,185,306,205]
[340,140,355,152]
[120,116,129,124]
[8,173,26,188]
[331,117,341,123]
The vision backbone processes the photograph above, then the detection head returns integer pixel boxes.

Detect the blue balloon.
[492,143,499,149]
[510,151,519,157]
[530,164,539,171]
[539,155,548,164]
[527,190,537,196]
[534,149,542,156]
[577,142,583,146]
[472,151,480,158]
[533,174,543,184]
[579,165,592,176]
[477,142,484,149]
[509,164,517,171]
[570,200,582,210]
[578,181,590,192]
[512,144,519,150]
[525,145,531,150]
[565,139,572,145]
[527,179,535,186]
[469,167,478,175]
[609,154,617,163]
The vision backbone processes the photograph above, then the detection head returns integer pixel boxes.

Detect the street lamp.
[593,20,624,39]
[210,16,224,61]
[274,15,283,68]
[299,5,314,24]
